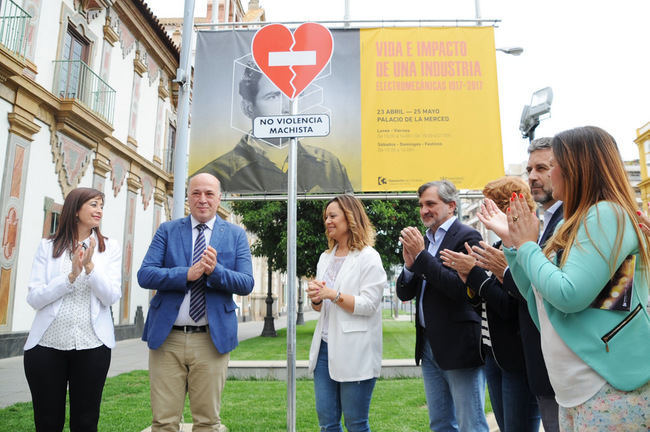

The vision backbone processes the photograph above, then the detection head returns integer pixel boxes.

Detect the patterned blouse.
[39,247,103,350]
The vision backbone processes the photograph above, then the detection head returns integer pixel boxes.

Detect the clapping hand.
[477,199,511,245]
[187,246,217,281]
[508,193,539,248]
[400,227,425,269]
[471,241,507,283]
[637,204,650,238]
[70,238,96,282]
[201,246,217,275]
[71,243,84,280]
[439,242,476,283]
[307,280,329,303]
[81,237,96,274]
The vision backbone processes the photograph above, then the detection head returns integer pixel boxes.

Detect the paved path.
[0,311,319,408]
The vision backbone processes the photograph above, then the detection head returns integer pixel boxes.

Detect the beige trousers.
[149,330,229,432]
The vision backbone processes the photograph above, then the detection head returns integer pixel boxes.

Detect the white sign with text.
[253,114,330,138]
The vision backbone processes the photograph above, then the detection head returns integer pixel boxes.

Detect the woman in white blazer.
[23,187,122,432]
[307,195,387,432]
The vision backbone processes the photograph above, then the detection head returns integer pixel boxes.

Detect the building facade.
[635,122,650,209]
[0,0,184,358]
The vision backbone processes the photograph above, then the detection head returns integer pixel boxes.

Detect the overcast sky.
[146,0,650,168]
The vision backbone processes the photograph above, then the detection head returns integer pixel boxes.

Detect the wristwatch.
[333,292,341,304]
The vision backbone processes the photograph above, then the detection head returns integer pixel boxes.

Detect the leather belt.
[172,325,208,333]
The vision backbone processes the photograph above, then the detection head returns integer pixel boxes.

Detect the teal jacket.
[505,201,650,391]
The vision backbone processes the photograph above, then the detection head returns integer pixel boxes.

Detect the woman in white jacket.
[307,194,387,432]
[23,187,122,432]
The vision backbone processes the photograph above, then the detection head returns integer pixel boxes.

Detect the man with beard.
[194,63,353,194]
[471,137,562,431]
[517,137,563,432]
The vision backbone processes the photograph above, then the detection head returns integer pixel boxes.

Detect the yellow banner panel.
[360,27,504,191]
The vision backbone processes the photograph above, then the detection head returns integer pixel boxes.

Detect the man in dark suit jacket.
[138,173,254,432]
[397,180,488,432]
[506,137,563,432]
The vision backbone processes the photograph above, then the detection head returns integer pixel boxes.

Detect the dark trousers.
[24,344,111,432]
[484,349,540,432]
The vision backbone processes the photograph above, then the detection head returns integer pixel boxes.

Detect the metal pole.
[474,0,482,26]
[224,0,231,24]
[286,99,298,432]
[261,263,277,337]
[344,0,350,28]
[172,0,196,219]
[194,18,500,28]
[211,0,219,24]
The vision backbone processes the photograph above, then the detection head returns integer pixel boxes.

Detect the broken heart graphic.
[251,23,334,100]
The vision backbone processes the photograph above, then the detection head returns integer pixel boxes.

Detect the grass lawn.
[230,318,416,361]
[0,371,491,431]
[1,316,493,430]
[381,307,413,318]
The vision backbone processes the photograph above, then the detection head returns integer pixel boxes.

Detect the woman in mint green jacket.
[478,126,650,431]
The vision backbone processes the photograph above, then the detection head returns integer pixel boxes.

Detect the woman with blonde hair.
[440,176,540,432]
[307,194,387,432]
[479,126,650,430]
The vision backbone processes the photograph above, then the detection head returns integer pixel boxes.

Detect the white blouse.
[533,287,606,407]
[319,255,347,343]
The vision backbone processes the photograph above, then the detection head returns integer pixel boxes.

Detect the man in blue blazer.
[138,173,254,432]
[397,180,488,432]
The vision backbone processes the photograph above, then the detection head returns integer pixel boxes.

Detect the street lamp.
[519,86,553,142]
[497,46,524,56]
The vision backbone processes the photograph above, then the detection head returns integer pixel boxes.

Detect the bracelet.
[311,299,323,305]
[333,292,341,304]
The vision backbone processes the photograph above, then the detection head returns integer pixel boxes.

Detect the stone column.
[92,148,111,193]
[120,171,142,324]
[153,184,166,235]
[0,98,40,329]
[153,76,170,167]
[127,47,147,149]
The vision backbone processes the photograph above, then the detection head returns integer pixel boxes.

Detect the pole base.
[261,316,277,337]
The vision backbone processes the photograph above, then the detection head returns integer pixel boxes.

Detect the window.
[164,123,176,173]
[58,26,90,99]
[42,198,63,238]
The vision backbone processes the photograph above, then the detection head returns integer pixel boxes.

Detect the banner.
[189,27,503,194]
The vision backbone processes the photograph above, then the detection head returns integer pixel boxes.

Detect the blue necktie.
[189,223,207,321]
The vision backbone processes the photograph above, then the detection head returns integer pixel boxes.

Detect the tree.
[230,200,287,335]
[231,197,421,279]
[365,199,421,278]
[230,200,287,272]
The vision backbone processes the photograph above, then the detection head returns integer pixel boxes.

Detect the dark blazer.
[396,218,483,370]
[465,242,526,373]
[138,215,254,353]
[504,203,563,396]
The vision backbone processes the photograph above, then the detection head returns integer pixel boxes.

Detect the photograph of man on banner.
[194,58,353,194]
